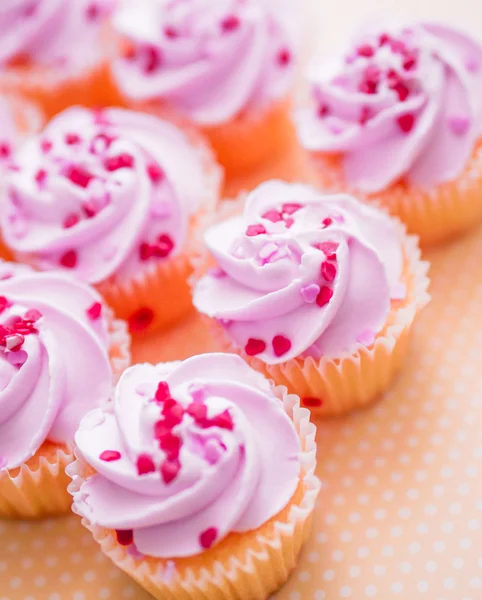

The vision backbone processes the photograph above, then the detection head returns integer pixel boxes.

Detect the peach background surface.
[2,1,482,599]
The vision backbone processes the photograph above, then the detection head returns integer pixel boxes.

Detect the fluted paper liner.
[310,141,482,246]
[95,127,222,336]
[191,193,430,418]
[0,312,131,520]
[67,386,320,600]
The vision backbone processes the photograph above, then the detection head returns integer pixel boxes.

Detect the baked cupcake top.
[0,0,114,70]
[297,21,482,192]
[1,106,213,284]
[193,181,405,364]
[0,263,113,470]
[112,0,295,125]
[72,353,301,558]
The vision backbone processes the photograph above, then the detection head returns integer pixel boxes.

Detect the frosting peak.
[112,0,295,125]
[72,354,301,558]
[1,107,210,283]
[297,21,482,191]
[0,263,113,470]
[193,181,404,364]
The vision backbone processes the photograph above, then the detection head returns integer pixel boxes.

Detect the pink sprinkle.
[277,48,292,67]
[86,302,102,321]
[144,45,162,74]
[390,282,407,301]
[0,142,10,159]
[99,450,121,462]
[63,213,80,229]
[35,169,47,189]
[262,209,283,223]
[322,217,333,228]
[204,439,225,465]
[221,14,240,32]
[246,224,266,237]
[282,203,303,215]
[321,261,337,282]
[189,383,209,403]
[199,527,218,549]
[272,335,292,357]
[147,163,165,184]
[65,133,81,145]
[151,200,172,218]
[318,104,330,118]
[161,459,180,484]
[5,333,24,352]
[24,309,42,322]
[466,57,479,73]
[356,329,375,346]
[448,115,470,136]
[65,165,94,188]
[40,139,52,154]
[258,242,279,263]
[86,3,100,20]
[7,349,27,367]
[357,44,374,57]
[208,267,227,279]
[104,153,135,172]
[164,26,179,39]
[300,283,320,304]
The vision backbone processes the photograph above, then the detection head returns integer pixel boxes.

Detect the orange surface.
[1,141,482,600]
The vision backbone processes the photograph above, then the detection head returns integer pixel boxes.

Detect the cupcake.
[0,0,119,119]
[69,353,319,600]
[297,21,482,245]
[111,0,297,176]
[193,181,430,418]
[0,106,221,334]
[0,262,130,519]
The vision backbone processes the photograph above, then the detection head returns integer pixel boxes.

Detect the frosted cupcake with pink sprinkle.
[0,106,221,334]
[111,0,298,175]
[297,21,482,245]
[193,180,430,417]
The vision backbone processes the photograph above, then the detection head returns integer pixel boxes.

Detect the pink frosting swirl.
[1,106,210,284]
[72,353,300,558]
[297,21,482,192]
[112,0,295,125]
[0,0,114,70]
[193,181,404,364]
[0,263,113,470]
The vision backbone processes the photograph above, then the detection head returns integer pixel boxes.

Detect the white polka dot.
[460,537,472,549]
[382,545,394,557]
[21,557,33,569]
[73,593,85,600]
[400,561,412,573]
[340,530,352,543]
[45,556,58,568]
[416,522,429,535]
[316,532,328,544]
[99,588,111,599]
[391,582,403,594]
[59,572,72,584]
[391,526,403,538]
[365,584,378,597]
[417,581,430,593]
[9,577,21,589]
[340,586,352,598]
[366,527,378,539]
[48,594,61,600]
[323,569,335,582]
[425,560,438,573]
[121,587,136,599]
[325,513,336,525]
[84,570,97,583]
[314,591,326,600]
[398,507,411,519]
[349,512,361,523]
[434,540,446,553]
[349,566,361,578]
[332,549,344,562]
[34,576,46,587]
[298,570,310,582]
[373,509,386,520]
[308,551,320,563]
[357,547,370,559]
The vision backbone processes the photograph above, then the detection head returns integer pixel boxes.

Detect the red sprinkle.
[152,234,174,258]
[359,106,371,125]
[322,217,333,228]
[86,3,100,21]
[357,44,374,57]
[246,224,266,237]
[321,261,337,282]
[99,450,121,462]
[66,165,94,188]
[403,55,417,71]
[5,333,25,352]
[139,242,152,261]
[244,338,266,356]
[199,527,218,549]
[302,396,323,408]
[210,409,234,431]
[161,458,180,484]
[221,14,240,32]
[154,420,170,440]
[162,399,184,428]
[0,143,10,159]
[82,201,98,219]
[35,169,47,188]
[159,432,182,459]
[392,81,410,102]
[136,454,156,475]
[104,153,135,172]
[282,203,303,215]
[144,45,161,74]
[147,163,165,184]
[65,133,81,145]
[316,286,333,307]
[86,302,102,321]
[40,139,52,154]
[277,48,292,67]
[318,104,330,118]
[115,529,133,546]
[59,250,77,269]
[164,26,179,39]
[155,381,171,404]
[63,213,80,229]
[397,113,415,133]
[262,210,283,223]
[379,33,391,46]
[186,402,208,422]
[272,335,292,357]
[128,307,154,333]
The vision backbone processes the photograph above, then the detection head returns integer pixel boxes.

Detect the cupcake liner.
[191,195,430,418]
[0,311,130,520]
[0,25,122,118]
[311,141,482,246]
[68,385,320,600]
[97,128,222,336]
